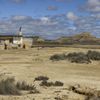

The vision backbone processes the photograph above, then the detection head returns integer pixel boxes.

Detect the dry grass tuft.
[0,78,20,95]
[16,81,35,91]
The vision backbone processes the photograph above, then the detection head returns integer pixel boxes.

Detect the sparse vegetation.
[16,81,35,91]
[0,43,100,100]
[50,50,100,64]
[50,54,67,61]
[39,80,64,87]
[35,76,64,87]
[67,52,91,64]
[40,80,54,87]
[87,50,100,60]
[54,81,64,86]
[0,78,20,95]
[34,76,49,81]
[0,77,39,95]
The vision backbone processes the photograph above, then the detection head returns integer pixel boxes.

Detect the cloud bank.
[0,0,100,39]
[0,13,100,39]
[81,0,100,12]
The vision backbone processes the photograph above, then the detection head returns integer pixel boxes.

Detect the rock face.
[56,32,100,45]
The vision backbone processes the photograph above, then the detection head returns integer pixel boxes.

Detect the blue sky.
[0,0,100,39]
[0,0,86,18]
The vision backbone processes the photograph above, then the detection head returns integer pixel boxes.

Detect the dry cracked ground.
[0,47,100,100]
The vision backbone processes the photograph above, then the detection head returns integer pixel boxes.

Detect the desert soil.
[0,47,100,100]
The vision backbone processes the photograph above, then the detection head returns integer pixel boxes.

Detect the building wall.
[13,37,23,45]
[23,38,32,47]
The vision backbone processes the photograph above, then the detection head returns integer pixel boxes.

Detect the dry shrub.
[87,50,100,60]
[50,52,91,64]
[54,81,64,86]
[16,81,35,91]
[67,52,91,64]
[16,81,40,94]
[50,50,100,64]
[40,80,54,87]
[40,80,64,87]
[0,77,39,95]
[35,76,64,87]
[34,76,49,81]
[0,78,20,95]
[50,54,67,61]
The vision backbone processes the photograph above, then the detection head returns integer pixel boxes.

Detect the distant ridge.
[56,32,100,45]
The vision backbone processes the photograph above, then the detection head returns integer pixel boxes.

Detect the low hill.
[56,32,100,45]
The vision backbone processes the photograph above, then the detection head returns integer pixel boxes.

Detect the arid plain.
[0,46,100,100]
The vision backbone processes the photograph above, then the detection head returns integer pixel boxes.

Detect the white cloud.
[86,0,100,12]
[74,15,100,37]
[9,0,26,3]
[66,12,78,21]
[11,15,32,21]
[40,17,49,23]
[0,14,100,38]
[88,0,100,6]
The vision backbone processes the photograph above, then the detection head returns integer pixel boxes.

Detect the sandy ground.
[0,47,100,100]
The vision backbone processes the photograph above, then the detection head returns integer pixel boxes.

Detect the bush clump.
[35,76,64,87]
[34,76,49,81]
[49,50,100,64]
[0,78,20,95]
[50,52,91,64]
[54,81,64,86]
[87,50,100,60]
[67,52,91,64]
[0,77,39,95]
[50,54,67,61]
[40,80,64,87]
[40,80,54,87]
[16,81,35,91]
